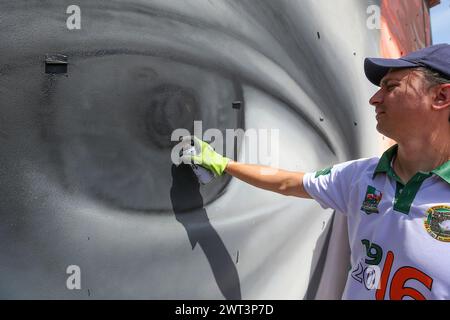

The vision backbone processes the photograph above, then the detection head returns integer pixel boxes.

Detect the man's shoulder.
[333,156,380,173]
[318,156,381,189]
[312,156,380,181]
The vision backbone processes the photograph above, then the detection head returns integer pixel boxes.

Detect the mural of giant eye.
[52,55,242,211]
[0,0,442,301]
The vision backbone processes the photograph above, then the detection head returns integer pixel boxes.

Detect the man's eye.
[386,84,398,91]
[47,54,243,212]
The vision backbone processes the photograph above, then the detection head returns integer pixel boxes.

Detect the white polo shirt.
[303,145,450,300]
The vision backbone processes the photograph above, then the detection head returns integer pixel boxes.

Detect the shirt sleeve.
[302,160,361,215]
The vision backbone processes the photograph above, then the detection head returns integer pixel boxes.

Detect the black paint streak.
[170,164,241,300]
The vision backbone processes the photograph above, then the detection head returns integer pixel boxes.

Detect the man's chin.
[376,125,397,144]
[376,123,384,134]
[376,124,390,136]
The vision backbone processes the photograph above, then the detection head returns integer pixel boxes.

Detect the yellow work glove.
[180,136,231,177]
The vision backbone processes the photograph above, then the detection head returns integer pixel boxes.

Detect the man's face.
[369,68,433,140]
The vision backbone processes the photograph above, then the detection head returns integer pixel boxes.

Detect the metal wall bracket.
[45,54,68,74]
[232,101,242,110]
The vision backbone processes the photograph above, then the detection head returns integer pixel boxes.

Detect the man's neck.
[394,135,450,184]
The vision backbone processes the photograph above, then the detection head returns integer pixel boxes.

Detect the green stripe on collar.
[373,144,450,186]
[394,173,431,214]
[372,145,398,179]
[432,160,450,185]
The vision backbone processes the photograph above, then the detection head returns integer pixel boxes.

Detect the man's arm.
[180,136,312,199]
[225,161,312,199]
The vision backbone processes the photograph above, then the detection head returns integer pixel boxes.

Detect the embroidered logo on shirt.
[424,205,450,243]
[361,185,383,215]
[315,166,332,178]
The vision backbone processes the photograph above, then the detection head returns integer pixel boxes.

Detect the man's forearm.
[224,161,312,198]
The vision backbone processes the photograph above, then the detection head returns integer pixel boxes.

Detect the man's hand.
[180,136,231,177]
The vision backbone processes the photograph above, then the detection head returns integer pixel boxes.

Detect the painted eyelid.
[0,34,340,163]
[61,48,338,158]
[3,2,338,158]
[11,0,338,156]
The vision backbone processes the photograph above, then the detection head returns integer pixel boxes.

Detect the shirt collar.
[434,159,450,185]
[372,144,450,185]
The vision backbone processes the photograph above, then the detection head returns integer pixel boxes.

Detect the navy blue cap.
[364,43,450,86]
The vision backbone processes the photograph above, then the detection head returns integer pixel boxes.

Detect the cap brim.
[364,58,418,86]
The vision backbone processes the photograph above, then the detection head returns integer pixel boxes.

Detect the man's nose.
[369,89,383,106]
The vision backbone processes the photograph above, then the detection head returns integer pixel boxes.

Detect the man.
[181,44,450,300]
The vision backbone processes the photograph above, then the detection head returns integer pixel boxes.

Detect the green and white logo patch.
[424,205,450,243]
[361,185,383,215]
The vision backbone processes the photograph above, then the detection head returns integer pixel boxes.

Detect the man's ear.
[431,84,450,112]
